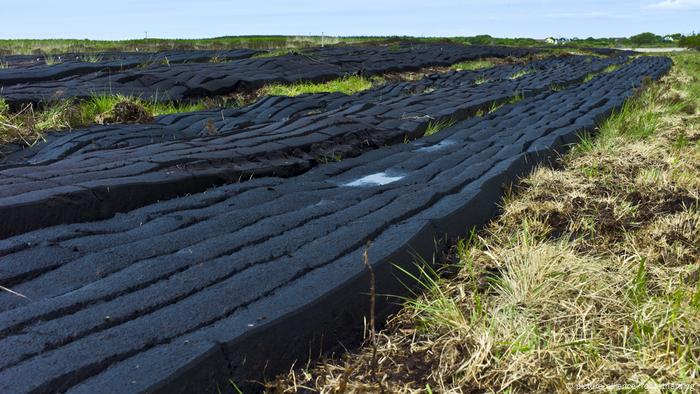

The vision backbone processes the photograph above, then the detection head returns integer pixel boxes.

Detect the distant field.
[0,35,683,55]
[0,36,381,55]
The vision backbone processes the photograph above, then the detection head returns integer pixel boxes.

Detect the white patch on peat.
[344,172,404,187]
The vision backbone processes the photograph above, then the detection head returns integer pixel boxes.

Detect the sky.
[0,0,698,40]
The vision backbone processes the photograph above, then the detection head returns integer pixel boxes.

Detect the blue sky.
[1,0,698,40]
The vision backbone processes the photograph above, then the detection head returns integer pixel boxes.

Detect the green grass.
[260,75,374,97]
[0,94,212,145]
[424,117,457,136]
[583,63,624,83]
[76,94,208,123]
[451,60,494,71]
[43,54,61,65]
[251,48,303,58]
[0,33,685,56]
[508,69,532,80]
[75,53,103,63]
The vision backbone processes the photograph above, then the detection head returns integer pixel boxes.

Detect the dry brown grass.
[268,53,700,393]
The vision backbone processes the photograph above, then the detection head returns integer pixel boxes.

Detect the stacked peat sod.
[0,55,671,393]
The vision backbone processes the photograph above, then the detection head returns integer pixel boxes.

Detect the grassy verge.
[271,52,700,393]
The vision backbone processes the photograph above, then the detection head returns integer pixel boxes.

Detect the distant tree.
[469,35,494,45]
[679,34,700,49]
[629,32,662,46]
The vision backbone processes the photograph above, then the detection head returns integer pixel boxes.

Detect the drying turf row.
[2,53,626,164]
[0,50,256,69]
[0,54,564,163]
[0,44,534,107]
[0,49,260,86]
[0,55,628,238]
[0,56,671,393]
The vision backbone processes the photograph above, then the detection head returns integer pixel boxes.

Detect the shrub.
[680,34,700,49]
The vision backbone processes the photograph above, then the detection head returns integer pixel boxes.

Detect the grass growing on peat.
[0,95,211,146]
[424,117,457,136]
[508,68,533,80]
[583,63,624,83]
[260,75,375,97]
[451,59,494,71]
[252,48,304,58]
[42,55,62,65]
[271,52,700,393]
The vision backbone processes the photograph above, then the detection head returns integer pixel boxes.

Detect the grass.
[583,63,624,83]
[424,117,458,136]
[259,75,375,97]
[509,68,533,80]
[80,94,208,120]
[43,54,62,65]
[75,53,103,63]
[0,95,211,146]
[0,36,393,56]
[451,60,494,71]
[0,35,683,57]
[271,52,700,393]
[252,48,303,58]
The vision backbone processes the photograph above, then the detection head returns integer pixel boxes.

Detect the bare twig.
[362,241,379,387]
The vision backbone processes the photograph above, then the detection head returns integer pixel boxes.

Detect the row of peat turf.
[0,44,535,108]
[0,54,628,238]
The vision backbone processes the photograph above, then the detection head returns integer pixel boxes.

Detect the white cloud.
[647,0,700,10]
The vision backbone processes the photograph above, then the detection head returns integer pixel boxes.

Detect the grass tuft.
[76,53,103,63]
[0,94,212,146]
[43,54,62,65]
[260,75,374,97]
[583,63,624,83]
[424,117,457,136]
[252,48,303,58]
[509,68,532,80]
[451,60,494,71]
